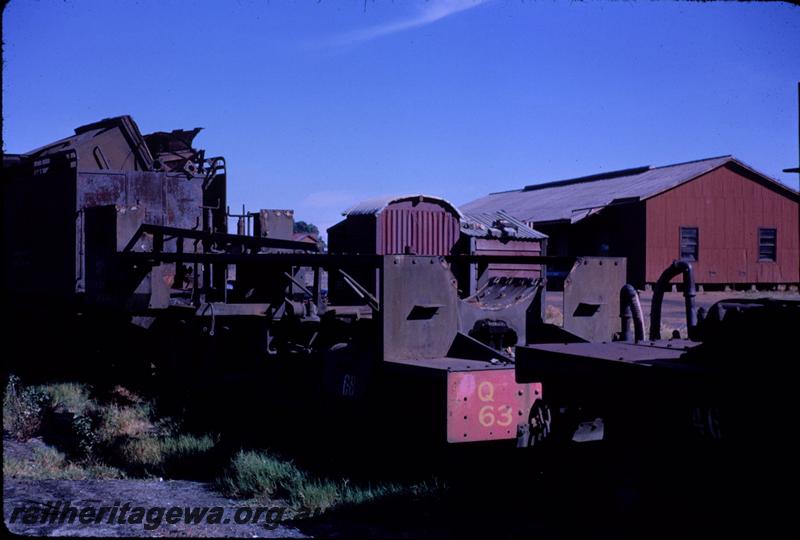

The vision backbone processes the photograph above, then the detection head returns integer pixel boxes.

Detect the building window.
[758,228,777,262]
[679,227,699,262]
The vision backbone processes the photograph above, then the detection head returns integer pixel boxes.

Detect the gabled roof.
[343,194,463,218]
[293,232,319,243]
[461,210,547,240]
[461,156,798,225]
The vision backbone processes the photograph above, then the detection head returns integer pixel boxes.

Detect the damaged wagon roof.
[15,115,205,175]
[460,210,547,240]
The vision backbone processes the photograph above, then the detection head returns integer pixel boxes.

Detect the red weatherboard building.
[462,156,799,288]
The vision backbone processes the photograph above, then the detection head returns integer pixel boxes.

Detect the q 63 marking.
[477,381,514,428]
[446,370,542,443]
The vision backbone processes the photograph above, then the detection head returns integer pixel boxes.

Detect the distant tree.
[293,221,326,252]
[293,221,319,235]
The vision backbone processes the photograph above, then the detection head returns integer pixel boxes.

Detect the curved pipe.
[619,284,645,342]
[649,259,697,341]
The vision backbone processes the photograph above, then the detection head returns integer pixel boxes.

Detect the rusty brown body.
[3,115,627,449]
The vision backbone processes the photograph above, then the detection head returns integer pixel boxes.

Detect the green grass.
[3,376,50,440]
[35,382,94,415]
[116,437,164,470]
[218,449,442,514]
[96,403,154,443]
[218,450,305,500]
[5,376,441,517]
[159,433,220,479]
[113,433,220,478]
[4,375,220,480]
[3,445,124,480]
[159,433,217,456]
[3,379,97,439]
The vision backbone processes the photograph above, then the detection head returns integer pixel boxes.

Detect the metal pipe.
[338,269,380,311]
[649,259,697,341]
[313,266,322,313]
[619,284,645,342]
[283,271,314,298]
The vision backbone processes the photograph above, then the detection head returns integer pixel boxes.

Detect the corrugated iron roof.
[343,194,463,218]
[461,210,547,240]
[461,156,797,224]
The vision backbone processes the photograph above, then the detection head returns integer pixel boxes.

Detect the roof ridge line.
[522,165,652,192]
[489,187,524,195]
[651,154,732,170]
[503,155,734,194]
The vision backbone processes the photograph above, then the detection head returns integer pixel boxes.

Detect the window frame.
[679,226,699,262]
[758,227,777,262]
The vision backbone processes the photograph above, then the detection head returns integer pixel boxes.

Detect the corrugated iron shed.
[460,210,547,240]
[461,156,797,224]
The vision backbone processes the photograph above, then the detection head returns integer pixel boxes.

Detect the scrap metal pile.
[4,115,796,453]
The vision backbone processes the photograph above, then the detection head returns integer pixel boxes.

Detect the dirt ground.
[3,478,307,538]
[3,438,306,538]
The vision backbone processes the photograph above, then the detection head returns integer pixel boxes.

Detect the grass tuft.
[117,437,164,470]
[3,375,50,440]
[96,404,154,443]
[3,445,124,480]
[107,432,220,478]
[5,376,440,517]
[218,450,442,515]
[35,382,94,415]
[218,450,305,501]
[158,433,220,479]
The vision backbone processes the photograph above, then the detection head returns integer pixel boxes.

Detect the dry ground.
[3,438,306,538]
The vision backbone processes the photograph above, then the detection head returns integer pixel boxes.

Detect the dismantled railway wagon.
[515,261,800,454]
[3,115,631,450]
[5,114,791,464]
[5,116,795,534]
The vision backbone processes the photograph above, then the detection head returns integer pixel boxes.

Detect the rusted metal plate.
[563,256,626,342]
[252,209,295,240]
[446,368,542,443]
[515,341,699,386]
[387,356,512,372]
[525,340,696,363]
[73,170,204,294]
[164,173,204,233]
[381,256,460,362]
[514,340,703,405]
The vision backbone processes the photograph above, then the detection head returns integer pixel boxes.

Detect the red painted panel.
[446,369,542,443]
[379,202,459,256]
[645,164,799,284]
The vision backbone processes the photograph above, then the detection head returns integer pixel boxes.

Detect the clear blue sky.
[4,0,799,238]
